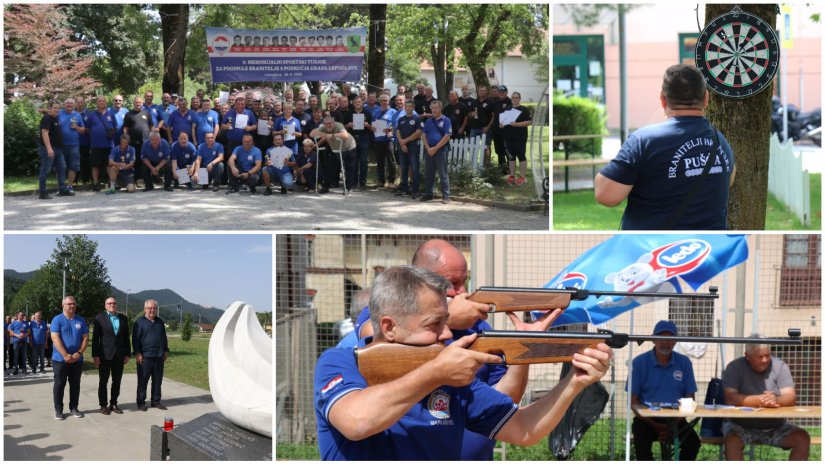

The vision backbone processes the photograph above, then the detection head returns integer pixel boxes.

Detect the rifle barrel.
[478,329,802,347]
[476,286,719,301]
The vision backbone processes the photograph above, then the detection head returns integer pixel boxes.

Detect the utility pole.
[59,251,71,300]
[125,288,131,319]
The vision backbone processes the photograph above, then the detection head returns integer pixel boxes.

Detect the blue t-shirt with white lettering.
[57,110,85,145]
[314,342,518,460]
[50,313,89,362]
[29,320,48,345]
[197,142,225,166]
[167,109,195,141]
[193,109,220,145]
[170,141,198,167]
[598,116,734,230]
[141,139,171,164]
[222,109,258,143]
[233,145,262,172]
[628,349,697,404]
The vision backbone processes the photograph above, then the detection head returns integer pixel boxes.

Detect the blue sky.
[4,234,272,312]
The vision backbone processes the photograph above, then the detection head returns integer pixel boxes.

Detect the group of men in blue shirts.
[5,311,50,375]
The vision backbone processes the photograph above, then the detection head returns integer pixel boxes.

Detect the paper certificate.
[372,119,387,136]
[219,91,229,106]
[234,114,249,129]
[197,168,209,185]
[269,146,292,169]
[176,168,191,184]
[257,120,270,136]
[352,113,365,130]
[499,109,521,126]
[284,124,296,141]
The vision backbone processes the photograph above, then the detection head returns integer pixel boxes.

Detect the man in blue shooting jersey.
[194,132,225,192]
[226,134,262,194]
[57,98,85,192]
[51,296,89,420]
[166,97,195,144]
[140,132,173,192]
[421,100,452,204]
[170,132,198,190]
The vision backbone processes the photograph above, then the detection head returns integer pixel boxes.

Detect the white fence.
[768,133,811,226]
[416,134,487,172]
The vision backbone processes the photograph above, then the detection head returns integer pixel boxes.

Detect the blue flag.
[541,235,749,327]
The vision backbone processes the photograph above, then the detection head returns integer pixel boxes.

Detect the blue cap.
[653,320,678,336]
[497,85,508,92]
[354,306,371,340]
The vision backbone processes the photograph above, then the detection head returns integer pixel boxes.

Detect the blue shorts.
[63,144,81,171]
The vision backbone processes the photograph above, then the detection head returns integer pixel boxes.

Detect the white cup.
[678,398,696,412]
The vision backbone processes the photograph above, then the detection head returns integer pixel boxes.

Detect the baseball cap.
[498,85,508,93]
[653,320,678,336]
[353,306,371,339]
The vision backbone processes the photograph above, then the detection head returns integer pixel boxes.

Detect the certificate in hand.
[372,119,387,135]
[284,124,296,141]
[352,113,365,130]
[197,168,209,185]
[176,168,191,184]
[269,146,292,169]
[234,114,249,129]
[499,109,521,126]
[257,120,270,136]
[219,91,229,106]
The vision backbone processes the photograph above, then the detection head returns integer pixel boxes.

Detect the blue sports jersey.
[395,112,423,140]
[193,109,220,145]
[50,313,89,363]
[141,139,171,164]
[598,116,734,230]
[197,142,225,166]
[57,110,85,145]
[628,349,697,403]
[233,145,262,172]
[423,115,452,147]
[170,141,198,167]
[109,144,136,173]
[274,116,302,154]
[167,109,195,141]
[87,109,117,149]
[223,109,258,142]
[143,103,164,127]
[9,320,29,343]
[29,320,48,345]
[314,344,518,460]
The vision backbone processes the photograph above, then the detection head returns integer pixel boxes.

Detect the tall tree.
[64,4,161,96]
[367,4,387,94]
[159,4,190,95]
[181,312,193,341]
[704,4,777,229]
[4,4,99,102]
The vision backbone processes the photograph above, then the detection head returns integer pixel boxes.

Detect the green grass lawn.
[81,332,211,391]
[554,173,821,230]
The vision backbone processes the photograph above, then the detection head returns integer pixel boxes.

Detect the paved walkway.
[4,188,547,231]
[3,366,217,460]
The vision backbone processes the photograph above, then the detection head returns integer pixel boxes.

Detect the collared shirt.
[423,115,452,147]
[132,316,168,358]
[167,109,195,141]
[9,320,30,344]
[629,348,697,404]
[108,312,120,336]
[233,145,263,172]
[87,109,117,148]
[222,108,258,142]
[50,313,89,362]
[109,144,136,173]
[197,142,225,166]
[170,141,198,167]
[57,109,85,145]
[193,109,220,145]
[141,139,172,164]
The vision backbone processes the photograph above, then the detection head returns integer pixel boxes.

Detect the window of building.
[779,235,821,306]
[668,297,714,337]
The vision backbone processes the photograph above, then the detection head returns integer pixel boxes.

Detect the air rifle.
[356,328,802,386]
[466,286,719,312]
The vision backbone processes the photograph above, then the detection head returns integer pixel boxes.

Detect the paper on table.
[257,120,270,136]
[352,113,365,130]
[234,114,249,129]
[372,119,387,136]
[219,91,229,106]
[197,168,209,185]
[176,168,191,184]
[269,146,292,169]
[499,109,521,126]
[284,124,296,141]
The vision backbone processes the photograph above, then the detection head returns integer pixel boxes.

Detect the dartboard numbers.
[695,11,780,99]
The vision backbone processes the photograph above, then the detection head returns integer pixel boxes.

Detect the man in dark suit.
[92,297,131,415]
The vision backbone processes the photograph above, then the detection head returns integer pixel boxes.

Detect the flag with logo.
[541,235,749,327]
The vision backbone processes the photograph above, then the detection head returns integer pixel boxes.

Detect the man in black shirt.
[132,299,169,411]
[123,96,154,174]
[468,85,496,166]
[492,85,513,174]
[417,86,435,120]
[443,90,469,140]
[458,84,475,107]
[38,101,73,199]
[412,83,427,113]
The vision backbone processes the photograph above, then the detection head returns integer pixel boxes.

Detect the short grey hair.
[144,299,158,309]
[149,131,161,140]
[349,288,371,322]
[430,100,443,109]
[369,265,450,337]
[745,334,771,354]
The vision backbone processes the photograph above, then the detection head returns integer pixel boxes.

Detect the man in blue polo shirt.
[29,311,49,374]
[221,96,258,162]
[194,132,225,192]
[132,299,169,411]
[421,100,452,204]
[86,96,117,192]
[142,90,166,132]
[315,265,612,460]
[166,97,195,143]
[9,312,30,375]
[371,95,397,187]
[57,98,86,192]
[140,132,173,192]
[51,295,89,420]
[110,95,128,136]
[629,320,700,460]
[394,100,423,199]
[170,132,198,190]
[193,98,220,146]
[226,134,262,194]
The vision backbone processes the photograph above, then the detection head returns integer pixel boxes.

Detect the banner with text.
[206,27,366,83]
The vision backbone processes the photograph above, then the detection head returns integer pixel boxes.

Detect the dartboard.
[695,10,780,99]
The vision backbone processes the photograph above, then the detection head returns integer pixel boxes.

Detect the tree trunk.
[431,42,446,100]
[445,40,455,95]
[457,5,511,93]
[704,4,777,230]
[367,4,387,94]
[159,4,189,96]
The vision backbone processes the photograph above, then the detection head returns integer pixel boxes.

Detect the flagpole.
[625,309,634,461]
[752,236,761,334]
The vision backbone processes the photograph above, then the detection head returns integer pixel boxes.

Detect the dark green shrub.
[4,99,42,176]
[520,102,549,126]
[553,93,607,156]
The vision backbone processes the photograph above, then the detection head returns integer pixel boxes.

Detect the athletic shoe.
[442,197,452,204]
[55,411,64,420]
[264,187,272,196]
[515,176,527,186]
[57,190,75,197]
[66,186,75,194]
[419,194,434,202]
[70,409,84,418]
[506,175,515,185]
[38,192,52,200]
[280,186,287,194]
[104,187,116,195]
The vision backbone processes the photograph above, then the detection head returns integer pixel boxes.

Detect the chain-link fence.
[275,234,821,460]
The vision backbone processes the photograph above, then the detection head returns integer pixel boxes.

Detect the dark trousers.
[130,142,144,182]
[424,146,450,198]
[225,140,242,184]
[319,150,339,188]
[98,357,125,407]
[398,142,421,194]
[136,357,164,406]
[354,134,371,187]
[342,148,357,189]
[492,129,507,170]
[141,162,172,189]
[13,342,27,372]
[228,170,260,190]
[4,343,11,369]
[632,417,700,460]
[79,144,91,183]
[30,344,45,372]
[53,360,83,413]
[374,140,396,184]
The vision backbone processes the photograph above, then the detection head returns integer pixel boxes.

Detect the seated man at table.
[629,320,700,460]
[722,335,810,461]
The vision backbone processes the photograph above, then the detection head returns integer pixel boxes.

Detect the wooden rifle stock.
[355,328,801,386]
[467,286,719,312]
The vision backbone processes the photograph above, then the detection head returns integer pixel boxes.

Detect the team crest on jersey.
[673,370,683,381]
[321,374,343,396]
[247,155,253,161]
[409,120,415,125]
[142,115,147,120]
[185,154,190,159]
[427,389,450,419]
[438,121,443,128]
[651,240,711,277]
[75,323,82,329]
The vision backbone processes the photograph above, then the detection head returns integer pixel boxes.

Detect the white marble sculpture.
[208,301,272,437]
